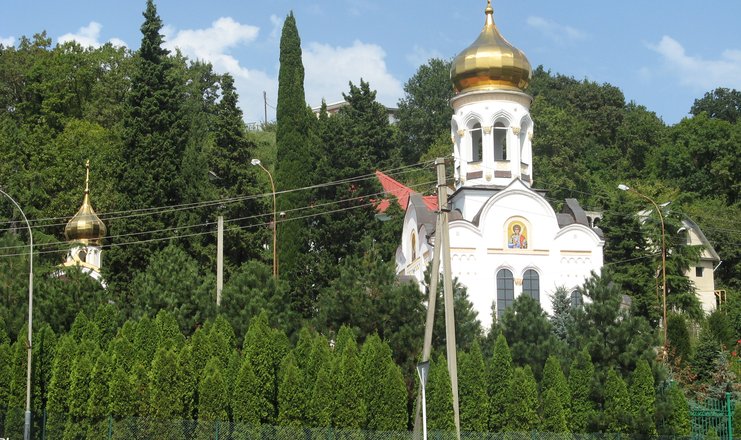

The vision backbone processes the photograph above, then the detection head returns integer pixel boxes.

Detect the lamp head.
[617,184,630,191]
[250,159,261,166]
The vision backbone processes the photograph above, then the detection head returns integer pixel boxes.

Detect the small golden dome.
[65,160,106,245]
[450,0,532,93]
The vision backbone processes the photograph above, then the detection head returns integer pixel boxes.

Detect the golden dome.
[450,1,532,93]
[65,160,106,245]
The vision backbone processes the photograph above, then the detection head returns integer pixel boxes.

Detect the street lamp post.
[416,361,430,440]
[618,184,668,359]
[0,188,33,440]
[251,159,278,279]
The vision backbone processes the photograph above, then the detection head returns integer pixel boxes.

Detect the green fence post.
[215,420,220,440]
[107,414,112,439]
[727,392,733,440]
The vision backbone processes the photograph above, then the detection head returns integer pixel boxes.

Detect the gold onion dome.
[65,160,106,245]
[450,0,532,93]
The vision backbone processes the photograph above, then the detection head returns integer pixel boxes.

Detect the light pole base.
[24,410,31,440]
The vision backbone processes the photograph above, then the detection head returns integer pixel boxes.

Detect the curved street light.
[0,188,33,440]
[251,159,278,279]
[618,184,667,360]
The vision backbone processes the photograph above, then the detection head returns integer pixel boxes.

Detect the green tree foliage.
[541,388,568,433]
[45,335,76,437]
[232,353,264,427]
[64,348,96,439]
[333,333,366,429]
[501,295,561,379]
[360,334,407,430]
[488,333,513,431]
[707,308,735,349]
[667,312,692,365]
[568,349,595,433]
[274,12,315,312]
[427,355,454,432]
[309,361,334,428]
[148,347,184,419]
[277,353,306,427]
[690,87,741,123]
[603,369,631,433]
[431,276,482,353]
[316,242,425,371]
[108,367,137,418]
[197,357,229,422]
[504,366,539,432]
[86,351,113,438]
[457,340,488,432]
[396,58,454,164]
[656,382,690,436]
[692,325,722,383]
[629,358,656,437]
[549,287,576,343]
[128,244,215,332]
[541,355,570,422]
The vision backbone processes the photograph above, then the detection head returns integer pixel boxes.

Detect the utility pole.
[216,215,223,306]
[263,91,268,127]
[413,158,460,440]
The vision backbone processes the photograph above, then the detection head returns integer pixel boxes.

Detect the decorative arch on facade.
[461,113,484,164]
[410,231,417,261]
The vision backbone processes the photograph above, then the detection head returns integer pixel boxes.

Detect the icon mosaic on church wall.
[507,221,528,249]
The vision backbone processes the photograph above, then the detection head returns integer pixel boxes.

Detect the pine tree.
[568,349,595,433]
[630,358,657,436]
[458,341,488,432]
[603,369,631,433]
[541,388,568,433]
[427,355,454,432]
[274,11,316,314]
[504,366,539,432]
[488,334,513,431]
[541,355,570,423]
[277,353,306,426]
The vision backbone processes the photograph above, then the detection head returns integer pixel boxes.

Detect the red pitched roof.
[375,170,438,212]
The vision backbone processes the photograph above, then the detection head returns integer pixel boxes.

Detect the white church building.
[393,1,604,330]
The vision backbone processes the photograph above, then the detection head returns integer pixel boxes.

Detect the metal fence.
[690,393,735,440]
[0,409,735,440]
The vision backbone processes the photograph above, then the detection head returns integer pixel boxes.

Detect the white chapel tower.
[395,1,604,330]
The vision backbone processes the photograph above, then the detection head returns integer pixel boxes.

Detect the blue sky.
[2,0,741,125]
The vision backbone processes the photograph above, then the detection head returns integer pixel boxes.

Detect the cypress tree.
[274,11,315,314]
[242,311,286,424]
[5,332,28,435]
[667,312,691,365]
[630,358,657,436]
[155,309,185,352]
[427,355,454,432]
[45,335,76,438]
[232,354,264,427]
[541,388,568,433]
[197,357,229,438]
[568,350,595,433]
[603,368,631,433]
[662,382,690,436]
[133,315,158,368]
[0,341,11,431]
[306,333,331,391]
[64,350,96,439]
[458,341,488,432]
[504,366,539,432]
[108,367,137,418]
[86,351,113,438]
[360,334,406,431]
[32,323,57,435]
[488,333,513,431]
[149,347,184,419]
[277,353,306,427]
[309,361,334,428]
[541,355,570,422]
[177,342,198,419]
[334,336,365,429]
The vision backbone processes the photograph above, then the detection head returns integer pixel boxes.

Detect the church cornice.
[451,89,532,110]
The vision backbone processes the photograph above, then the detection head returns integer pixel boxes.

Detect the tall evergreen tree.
[360,334,407,430]
[86,351,113,438]
[504,366,540,432]
[197,357,229,438]
[309,361,334,428]
[458,341,488,432]
[148,347,184,420]
[568,349,595,433]
[333,336,366,429]
[277,353,306,427]
[488,334,513,431]
[427,355,454,432]
[232,354,264,427]
[656,382,690,437]
[630,358,657,437]
[274,11,315,314]
[603,369,631,433]
[541,355,570,423]
[541,388,568,433]
[45,335,76,438]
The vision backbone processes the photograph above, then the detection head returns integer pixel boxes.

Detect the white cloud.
[648,36,741,90]
[406,45,445,67]
[58,21,127,48]
[303,40,404,108]
[269,15,282,40]
[1,36,15,47]
[164,17,275,123]
[526,16,586,44]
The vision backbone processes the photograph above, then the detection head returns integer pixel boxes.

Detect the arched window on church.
[496,268,514,321]
[410,233,417,261]
[570,290,583,308]
[471,123,482,162]
[522,269,539,302]
[493,122,508,160]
